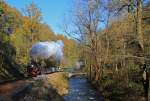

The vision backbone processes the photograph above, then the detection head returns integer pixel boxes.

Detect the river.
[64,75,104,101]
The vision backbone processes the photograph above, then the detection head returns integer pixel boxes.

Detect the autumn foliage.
[0,1,78,81]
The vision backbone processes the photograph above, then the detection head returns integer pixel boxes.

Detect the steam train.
[27,60,62,77]
[28,40,64,77]
[27,60,41,77]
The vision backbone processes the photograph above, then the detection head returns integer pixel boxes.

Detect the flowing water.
[64,75,104,101]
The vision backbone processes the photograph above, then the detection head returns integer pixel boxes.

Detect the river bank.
[19,72,69,101]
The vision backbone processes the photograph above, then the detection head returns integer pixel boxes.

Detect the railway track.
[0,70,62,85]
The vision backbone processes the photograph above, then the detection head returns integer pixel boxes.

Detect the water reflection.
[64,76,104,101]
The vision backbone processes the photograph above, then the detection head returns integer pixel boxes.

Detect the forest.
[0,1,79,81]
[67,0,150,100]
[0,0,150,101]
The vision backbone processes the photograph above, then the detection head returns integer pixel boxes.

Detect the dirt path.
[0,78,33,101]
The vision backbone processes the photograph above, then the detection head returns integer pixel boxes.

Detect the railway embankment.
[0,72,69,101]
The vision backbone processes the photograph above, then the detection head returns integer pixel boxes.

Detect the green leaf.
[0,7,4,16]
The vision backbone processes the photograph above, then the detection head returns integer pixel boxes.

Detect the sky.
[6,0,73,34]
[5,0,150,35]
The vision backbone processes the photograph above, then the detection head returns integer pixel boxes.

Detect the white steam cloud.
[30,40,64,61]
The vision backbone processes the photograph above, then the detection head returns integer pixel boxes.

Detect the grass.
[100,70,144,101]
[45,72,69,96]
[89,67,146,101]
[19,72,69,101]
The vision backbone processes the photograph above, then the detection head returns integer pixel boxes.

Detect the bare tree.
[66,0,104,81]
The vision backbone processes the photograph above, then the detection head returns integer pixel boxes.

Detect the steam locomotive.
[27,60,62,77]
[27,60,41,77]
[28,40,64,77]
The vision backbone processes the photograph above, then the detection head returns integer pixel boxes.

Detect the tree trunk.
[137,0,144,51]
